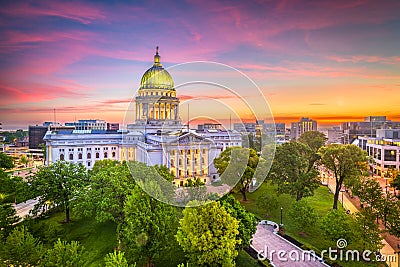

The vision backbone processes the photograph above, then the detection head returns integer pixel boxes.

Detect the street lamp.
[280,207,283,226]
[340,187,346,208]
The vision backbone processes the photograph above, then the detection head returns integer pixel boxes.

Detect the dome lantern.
[139,46,174,90]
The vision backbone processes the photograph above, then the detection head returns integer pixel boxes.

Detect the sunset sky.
[1,0,400,130]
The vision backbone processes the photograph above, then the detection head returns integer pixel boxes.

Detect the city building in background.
[342,116,400,144]
[65,119,107,131]
[320,127,343,144]
[290,117,317,140]
[358,129,400,175]
[28,123,75,149]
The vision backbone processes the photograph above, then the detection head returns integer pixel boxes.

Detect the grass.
[29,210,187,267]
[236,250,260,267]
[28,210,117,266]
[234,182,385,267]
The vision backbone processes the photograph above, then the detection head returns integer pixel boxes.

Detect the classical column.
[184,149,187,178]
[191,150,195,177]
[176,150,179,178]
[164,103,166,120]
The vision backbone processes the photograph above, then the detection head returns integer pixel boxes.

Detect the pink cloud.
[0,80,90,105]
[0,1,105,24]
[326,55,400,64]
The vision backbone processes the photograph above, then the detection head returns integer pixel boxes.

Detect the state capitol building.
[44,48,242,186]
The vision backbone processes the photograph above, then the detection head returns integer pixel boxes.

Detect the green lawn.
[234,182,385,267]
[28,211,117,266]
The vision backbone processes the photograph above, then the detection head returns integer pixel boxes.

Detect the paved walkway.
[252,224,328,267]
[12,198,38,219]
[321,170,399,267]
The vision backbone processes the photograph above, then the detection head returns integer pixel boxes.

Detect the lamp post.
[340,187,346,208]
[280,207,283,226]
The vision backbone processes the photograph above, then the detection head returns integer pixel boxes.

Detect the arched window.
[69,154,73,160]
[87,153,91,159]
[78,153,82,160]
[179,159,182,165]
[104,152,108,158]
[60,154,64,160]
[112,151,116,158]
[96,152,100,159]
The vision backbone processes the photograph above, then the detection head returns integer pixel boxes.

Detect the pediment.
[167,132,211,145]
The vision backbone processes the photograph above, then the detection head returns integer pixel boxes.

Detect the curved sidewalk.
[251,223,328,267]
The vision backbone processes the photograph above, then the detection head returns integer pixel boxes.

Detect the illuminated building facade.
[290,117,317,140]
[44,48,241,185]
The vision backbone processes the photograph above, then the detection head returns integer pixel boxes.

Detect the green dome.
[140,47,174,90]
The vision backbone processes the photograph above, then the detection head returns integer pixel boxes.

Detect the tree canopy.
[29,161,87,223]
[176,201,240,266]
[73,160,134,247]
[0,152,14,169]
[319,144,367,209]
[214,147,259,201]
[220,195,257,250]
[268,142,319,201]
[122,184,179,266]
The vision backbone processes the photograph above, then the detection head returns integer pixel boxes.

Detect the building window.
[104,152,108,158]
[87,153,91,159]
[179,159,182,166]
[186,158,189,164]
[96,152,100,159]
[60,154,64,160]
[112,151,116,158]
[78,153,82,160]
[170,159,174,167]
[69,154,73,160]
[87,162,91,167]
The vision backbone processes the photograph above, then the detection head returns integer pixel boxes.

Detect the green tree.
[320,210,353,245]
[184,177,205,187]
[214,147,259,201]
[319,144,367,209]
[104,251,133,267]
[154,164,175,182]
[41,239,87,267]
[268,142,319,201]
[29,161,87,223]
[176,201,240,267]
[1,226,42,266]
[220,195,257,250]
[20,155,29,167]
[0,170,32,204]
[298,130,327,171]
[123,184,179,266]
[9,176,31,204]
[381,193,400,238]
[0,203,19,239]
[74,160,134,248]
[353,177,383,212]
[256,194,278,218]
[0,152,14,169]
[391,173,400,197]
[288,199,318,233]
[354,207,383,252]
